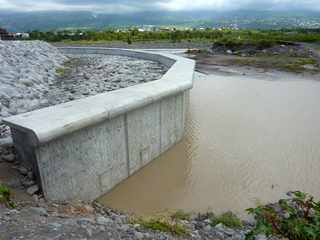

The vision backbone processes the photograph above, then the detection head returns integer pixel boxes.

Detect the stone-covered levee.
[3,48,195,201]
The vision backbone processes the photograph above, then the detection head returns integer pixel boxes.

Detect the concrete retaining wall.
[4,48,195,201]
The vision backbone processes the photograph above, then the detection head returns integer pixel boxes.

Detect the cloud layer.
[0,0,319,12]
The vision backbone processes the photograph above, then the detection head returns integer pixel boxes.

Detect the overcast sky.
[0,0,319,12]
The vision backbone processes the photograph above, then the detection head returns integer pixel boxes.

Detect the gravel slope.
[0,41,67,138]
[48,54,167,105]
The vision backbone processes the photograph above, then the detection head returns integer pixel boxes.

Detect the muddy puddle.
[99,72,320,218]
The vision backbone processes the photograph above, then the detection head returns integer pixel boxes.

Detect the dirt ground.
[184,52,320,81]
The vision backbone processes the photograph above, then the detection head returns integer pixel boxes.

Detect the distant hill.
[1,10,320,32]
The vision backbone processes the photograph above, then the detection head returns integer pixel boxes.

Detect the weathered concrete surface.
[126,102,161,175]
[37,115,128,201]
[4,48,195,201]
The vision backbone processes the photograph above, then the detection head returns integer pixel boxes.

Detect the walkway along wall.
[4,48,195,201]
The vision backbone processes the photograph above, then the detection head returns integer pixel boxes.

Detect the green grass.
[0,184,15,208]
[229,55,319,73]
[284,57,318,72]
[314,44,320,51]
[55,67,67,76]
[210,212,243,228]
[170,210,191,221]
[56,59,79,77]
[132,216,189,236]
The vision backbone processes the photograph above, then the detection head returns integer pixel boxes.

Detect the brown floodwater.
[99,72,320,217]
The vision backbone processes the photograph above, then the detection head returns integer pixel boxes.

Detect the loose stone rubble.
[47,54,167,105]
[0,40,67,138]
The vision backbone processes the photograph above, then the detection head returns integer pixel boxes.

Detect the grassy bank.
[228,55,319,73]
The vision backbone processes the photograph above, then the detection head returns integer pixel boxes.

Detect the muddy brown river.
[99,72,320,217]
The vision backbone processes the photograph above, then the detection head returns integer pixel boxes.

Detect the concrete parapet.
[4,48,195,201]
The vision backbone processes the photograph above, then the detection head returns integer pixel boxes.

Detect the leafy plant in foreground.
[132,216,189,236]
[246,191,320,240]
[0,184,16,208]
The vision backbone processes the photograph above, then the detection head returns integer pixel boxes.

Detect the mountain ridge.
[1,10,320,32]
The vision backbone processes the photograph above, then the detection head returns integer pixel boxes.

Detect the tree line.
[28,28,320,44]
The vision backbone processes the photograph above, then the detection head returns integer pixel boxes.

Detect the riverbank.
[1,42,320,239]
[1,199,257,240]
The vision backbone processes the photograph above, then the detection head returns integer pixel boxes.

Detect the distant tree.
[127,33,132,45]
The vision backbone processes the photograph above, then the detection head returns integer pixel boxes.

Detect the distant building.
[14,32,30,39]
[141,25,157,32]
[0,28,15,40]
[159,27,173,32]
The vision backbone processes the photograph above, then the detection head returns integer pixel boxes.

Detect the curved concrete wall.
[4,48,195,201]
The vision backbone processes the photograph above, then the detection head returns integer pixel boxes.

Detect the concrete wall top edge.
[3,48,195,146]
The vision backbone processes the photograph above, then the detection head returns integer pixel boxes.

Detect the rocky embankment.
[1,200,272,240]
[0,41,67,138]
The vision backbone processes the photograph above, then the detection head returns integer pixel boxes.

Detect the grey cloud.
[0,0,319,12]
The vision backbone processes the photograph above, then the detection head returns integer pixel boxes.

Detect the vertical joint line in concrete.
[175,95,179,138]
[159,100,162,153]
[124,114,130,177]
[182,92,186,134]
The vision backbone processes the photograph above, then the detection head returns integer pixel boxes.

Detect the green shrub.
[246,191,320,240]
[55,67,67,76]
[210,211,243,228]
[0,184,15,208]
[133,216,189,236]
[127,35,132,45]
